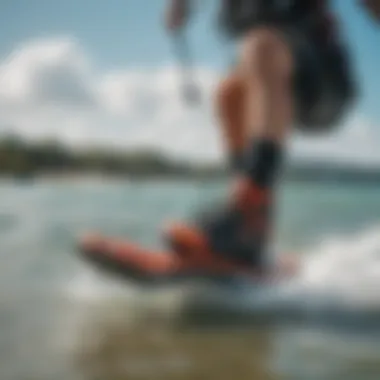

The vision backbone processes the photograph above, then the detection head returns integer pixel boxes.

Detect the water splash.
[65,226,380,330]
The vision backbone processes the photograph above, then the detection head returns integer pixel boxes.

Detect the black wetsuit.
[218,0,357,132]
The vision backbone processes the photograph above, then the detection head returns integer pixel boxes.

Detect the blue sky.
[0,0,379,163]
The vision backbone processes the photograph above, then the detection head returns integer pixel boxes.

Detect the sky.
[0,0,379,165]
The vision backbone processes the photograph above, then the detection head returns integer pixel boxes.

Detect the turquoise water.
[1,178,380,380]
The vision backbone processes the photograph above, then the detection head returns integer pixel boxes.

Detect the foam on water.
[289,226,380,309]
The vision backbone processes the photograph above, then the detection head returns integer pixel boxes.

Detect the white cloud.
[0,37,94,107]
[290,115,380,167]
[0,36,379,166]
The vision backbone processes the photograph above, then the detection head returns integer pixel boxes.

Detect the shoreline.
[3,170,380,185]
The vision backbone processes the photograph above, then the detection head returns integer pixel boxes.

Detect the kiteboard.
[77,232,299,285]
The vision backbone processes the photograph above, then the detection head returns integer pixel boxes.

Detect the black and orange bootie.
[164,140,283,270]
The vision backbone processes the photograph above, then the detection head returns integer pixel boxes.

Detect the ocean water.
[1,177,380,380]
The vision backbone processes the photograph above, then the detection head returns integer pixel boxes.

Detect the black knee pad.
[244,140,283,187]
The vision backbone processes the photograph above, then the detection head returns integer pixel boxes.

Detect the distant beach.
[2,135,380,183]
